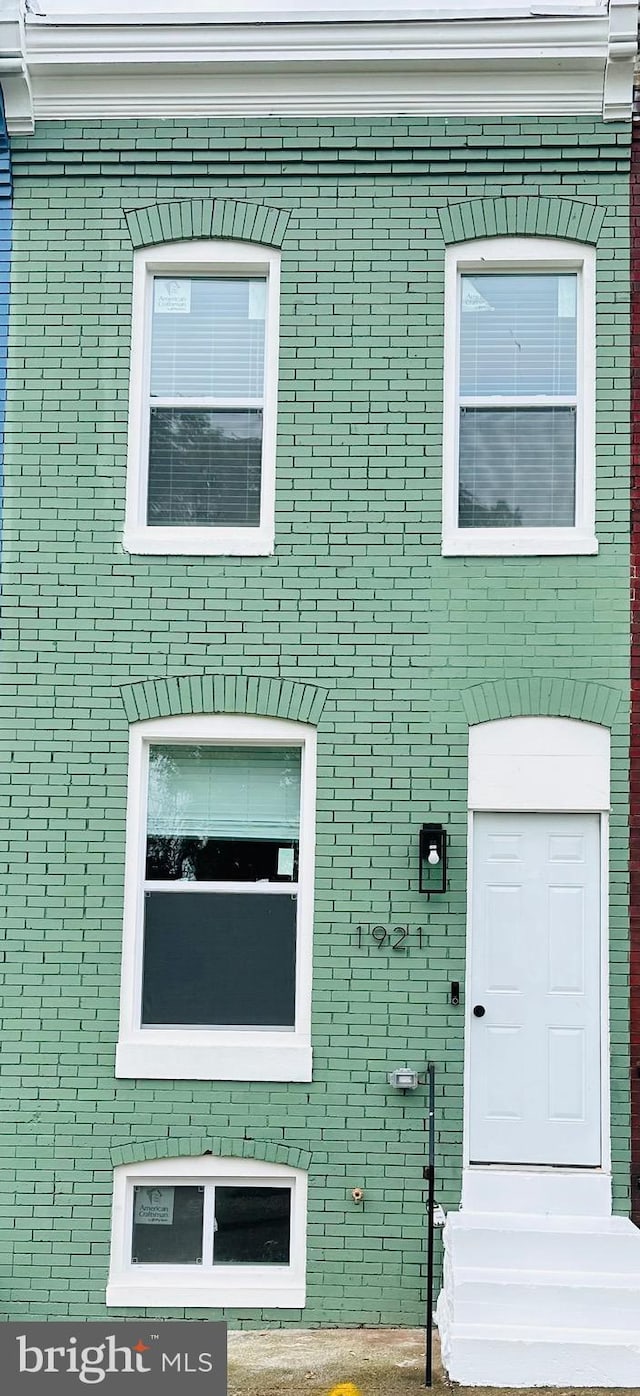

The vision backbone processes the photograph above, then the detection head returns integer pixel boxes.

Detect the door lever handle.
[473,1004,486,1018]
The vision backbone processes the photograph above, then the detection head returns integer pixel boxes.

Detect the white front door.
[468,812,601,1167]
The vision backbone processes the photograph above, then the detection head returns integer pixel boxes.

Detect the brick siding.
[0,115,632,1321]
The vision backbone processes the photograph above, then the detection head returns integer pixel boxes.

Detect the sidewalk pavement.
[227,1327,627,1396]
[228,1327,427,1396]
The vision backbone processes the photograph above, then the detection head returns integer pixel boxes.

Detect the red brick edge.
[630,96,640,1224]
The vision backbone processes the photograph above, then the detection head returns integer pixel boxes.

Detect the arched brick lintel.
[123,198,291,250]
[461,676,621,729]
[110,1136,311,1172]
[120,673,328,727]
[438,196,605,246]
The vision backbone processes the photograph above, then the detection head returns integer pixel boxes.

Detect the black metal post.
[423,1061,436,1387]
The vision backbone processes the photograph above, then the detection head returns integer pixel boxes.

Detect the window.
[442,238,596,556]
[107,1156,307,1308]
[116,715,315,1081]
[124,241,280,555]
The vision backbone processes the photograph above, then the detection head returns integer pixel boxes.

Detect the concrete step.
[437,1313,640,1389]
[461,1167,611,1217]
[450,1267,640,1330]
[446,1213,640,1274]
[437,1212,640,1386]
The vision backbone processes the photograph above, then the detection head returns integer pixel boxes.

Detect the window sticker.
[248,280,267,321]
[461,279,493,314]
[557,276,577,319]
[277,846,295,878]
[134,1185,175,1226]
[154,279,192,315]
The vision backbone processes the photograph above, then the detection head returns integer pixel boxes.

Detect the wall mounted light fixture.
[419,823,447,895]
[387,1067,420,1091]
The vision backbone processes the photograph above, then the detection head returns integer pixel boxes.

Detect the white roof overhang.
[0,0,636,133]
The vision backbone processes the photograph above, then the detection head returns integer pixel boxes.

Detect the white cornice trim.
[603,0,638,118]
[21,14,613,63]
[0,6,636,130]
[0,4,33,133]
[25,75,612,123]
[21,1,612,20]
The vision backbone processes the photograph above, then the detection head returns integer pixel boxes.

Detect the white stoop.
[437,1211,640,1387]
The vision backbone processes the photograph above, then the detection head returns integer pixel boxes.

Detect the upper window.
[442,238,596,556]
[116,715,315,1081]
[107,1155,307,1309]
[124,241,280,555]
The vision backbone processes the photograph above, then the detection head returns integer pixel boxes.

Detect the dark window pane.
[141,891,296,1028]
[146,836,299,883]
[459,407,576,529]
[147,408,262,527]
[132,1186,203,1265]
[214,1188,291,1265]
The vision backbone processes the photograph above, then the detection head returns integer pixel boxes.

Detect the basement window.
[107,1156,307,1309]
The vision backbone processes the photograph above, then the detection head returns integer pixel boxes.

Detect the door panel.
[468,812,601,1166]
[547,1028,585,1120]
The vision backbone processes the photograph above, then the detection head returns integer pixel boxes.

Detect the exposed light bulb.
[427,844,440,866]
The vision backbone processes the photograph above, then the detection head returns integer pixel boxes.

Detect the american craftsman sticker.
[154,279,191,314]
[133,1186,175,1226]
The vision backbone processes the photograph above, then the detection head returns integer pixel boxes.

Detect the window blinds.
[147,745,302,842]
[459,408,576,528]
[147,277,266,529]
[147,408,262,527]
[150,277,265,400]
[458,272,578,529]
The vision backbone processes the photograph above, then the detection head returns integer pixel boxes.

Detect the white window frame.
[107,1155,307,1309]
[442,237,597,557]
[115,714,315,1081]
[124,240,280,556]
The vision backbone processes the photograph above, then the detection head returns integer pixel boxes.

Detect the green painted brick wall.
[0,115,632,1324]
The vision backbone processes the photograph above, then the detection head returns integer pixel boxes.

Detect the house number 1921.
[356,924,423,951]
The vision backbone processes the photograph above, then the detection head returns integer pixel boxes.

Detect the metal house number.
[356,924,423,951]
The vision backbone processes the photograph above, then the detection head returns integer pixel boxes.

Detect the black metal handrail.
[423,1061,436,1387]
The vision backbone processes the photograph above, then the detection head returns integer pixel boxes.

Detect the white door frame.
[462,717,612,1217]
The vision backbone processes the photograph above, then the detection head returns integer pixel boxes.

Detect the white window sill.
[442,530,598,557]
[107,1274,305,1310]
[115,1037,312,1081]
[122,528,275,557]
